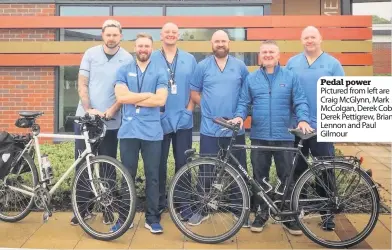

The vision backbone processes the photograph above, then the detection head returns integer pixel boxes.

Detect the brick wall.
[0,4,55,134]
[373,43,392,75]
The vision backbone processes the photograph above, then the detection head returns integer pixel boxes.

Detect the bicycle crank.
[34,187,53,223]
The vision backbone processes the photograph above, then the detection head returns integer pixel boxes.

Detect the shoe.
[178,208,193,221]
[70,213,92,226]
[250,214,268,233]
[321,216,335,231]
[103,211,115,225]
[282,221,303,236]
[145,222,163,234]
[233,214,251,228]
[188,213,209,226]
[109,221,134,232]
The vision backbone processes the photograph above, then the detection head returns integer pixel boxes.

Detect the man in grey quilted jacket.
[229,40,312,235]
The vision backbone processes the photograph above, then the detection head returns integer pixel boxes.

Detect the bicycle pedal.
[42,211,50,223]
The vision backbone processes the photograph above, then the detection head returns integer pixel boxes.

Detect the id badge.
[136,107,140,114]
[171,84,177,95]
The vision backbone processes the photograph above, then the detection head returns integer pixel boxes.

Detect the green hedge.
[38,139,342,204]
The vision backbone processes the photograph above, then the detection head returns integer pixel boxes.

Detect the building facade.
[0,0,374,136]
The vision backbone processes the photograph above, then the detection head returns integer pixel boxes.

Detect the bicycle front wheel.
[168,158,250,244]
[71,155,136,241]
[292,162,380,248]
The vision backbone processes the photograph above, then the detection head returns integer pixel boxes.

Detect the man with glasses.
[150,22,197,219]
[71,19,134,226]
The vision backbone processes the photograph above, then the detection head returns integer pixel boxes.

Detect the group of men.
[71,19,345,235]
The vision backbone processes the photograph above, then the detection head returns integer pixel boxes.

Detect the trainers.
[282,221,303,236]
[188,213,209,226]
[103,211,115,225]
[70,213,92,226]
[145,222,163,234]
[321,216,335,231]
[233,214,251,228]
[109,221,134,232]
[251,214,268,233]
[178,208,193,221]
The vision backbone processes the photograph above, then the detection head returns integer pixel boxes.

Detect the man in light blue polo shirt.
[150,22,197,220]
[188,30,250,226]
[72,19,133,226]
[286,26,345,231]
[114,33,169,234]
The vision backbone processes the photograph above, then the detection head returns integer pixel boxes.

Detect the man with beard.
[188,30,250,227]
[114,33,169,234]
[229,40,312,235]
[286,26,345,231]
[150,22,197,220]
[71,19,133,226]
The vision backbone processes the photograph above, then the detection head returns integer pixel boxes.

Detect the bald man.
[286,26,345,231]
[150,22,197,220]
[188,30,250,227]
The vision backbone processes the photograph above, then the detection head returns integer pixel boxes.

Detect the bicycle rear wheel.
[292,162,380,248]
[71,155,136,241]
[168,158,250,244]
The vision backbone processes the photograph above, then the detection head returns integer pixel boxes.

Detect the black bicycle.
[167,117,380,248]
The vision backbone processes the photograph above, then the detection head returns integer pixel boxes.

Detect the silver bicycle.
[0,111,136,241]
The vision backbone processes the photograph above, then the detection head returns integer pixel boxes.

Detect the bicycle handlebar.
[66,113,115,123]
[213,117,239,131]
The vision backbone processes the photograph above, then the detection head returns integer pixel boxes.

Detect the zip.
[261,67,279,138]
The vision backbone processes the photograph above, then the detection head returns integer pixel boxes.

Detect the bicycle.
[0,111,136,241]
[167,117,380,248]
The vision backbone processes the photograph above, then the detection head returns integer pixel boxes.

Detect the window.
[113,6,163,16]
[58,66,79,133]
[166,6,264,16]
[60,6,110,16]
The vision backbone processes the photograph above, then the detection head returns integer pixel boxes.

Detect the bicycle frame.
[7,128,99,198]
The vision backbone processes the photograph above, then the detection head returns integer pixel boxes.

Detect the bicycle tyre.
[167,158,250,244]
[0,152,38,222]
[291,162,380,248]
[71,155,136,241]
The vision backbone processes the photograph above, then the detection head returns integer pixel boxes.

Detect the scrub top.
[76,45,134,129]
[151,49,197,134]
[190,55,249,137]
[286,52,345,129]
[115,60,169,141]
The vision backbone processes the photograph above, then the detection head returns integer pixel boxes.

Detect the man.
[188,30,250,226]
[114,33,169,234]
[286,26,345,231]
[150,22,197,219]
[229,40,312,235]
[71,19,133,226]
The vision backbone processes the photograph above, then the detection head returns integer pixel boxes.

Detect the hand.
[228,117,244,129]
[297,121,314,134]
[87,109,104,117]
[103,107,116,119]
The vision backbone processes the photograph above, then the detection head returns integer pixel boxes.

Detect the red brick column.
[373,43,392,75]
[0,4,56,134]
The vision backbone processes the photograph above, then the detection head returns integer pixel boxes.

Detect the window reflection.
[60,6,110,16]
[58,66,79,133]
[166,6,264,16]
[113,6,163,16]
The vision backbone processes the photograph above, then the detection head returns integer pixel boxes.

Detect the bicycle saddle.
[288,128,317,140]
[19,111,44,118]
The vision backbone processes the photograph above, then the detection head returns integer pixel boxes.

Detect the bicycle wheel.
[292,162,380,248]
[71,155,136,241]
[0,152,38,222]
[168,158,250,244]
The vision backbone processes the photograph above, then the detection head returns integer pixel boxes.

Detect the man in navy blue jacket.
[229,40,312,235]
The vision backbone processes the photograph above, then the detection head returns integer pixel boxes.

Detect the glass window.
[113,6,163,16]
[60,29,102,41]
[179,28,245,41]
[58,66,79,133]
[122,29,161,41]
[60,6,110,16]
[166,6,264,16]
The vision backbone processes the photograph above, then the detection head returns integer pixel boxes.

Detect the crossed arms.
[114,84,168,107]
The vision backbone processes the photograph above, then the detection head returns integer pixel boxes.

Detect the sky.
[353,2,392,20]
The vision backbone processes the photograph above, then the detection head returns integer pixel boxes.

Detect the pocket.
[160,113,172,134]
[177,109,193,130]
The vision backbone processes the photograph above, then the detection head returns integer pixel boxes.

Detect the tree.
[372,15,390,24]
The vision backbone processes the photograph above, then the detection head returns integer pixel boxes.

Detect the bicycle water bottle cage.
[274,179,285,195]
[262,177,273,193]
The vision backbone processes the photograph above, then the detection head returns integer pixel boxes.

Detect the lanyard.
[136,62,150,93]
[161,48,178,84]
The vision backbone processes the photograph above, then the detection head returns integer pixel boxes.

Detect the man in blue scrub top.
[150,22,197,219]
[72,19,134,226]
[230,40,312,235]
[286,26,345,231]
[188,30,250,226]
[114,33,169,234]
